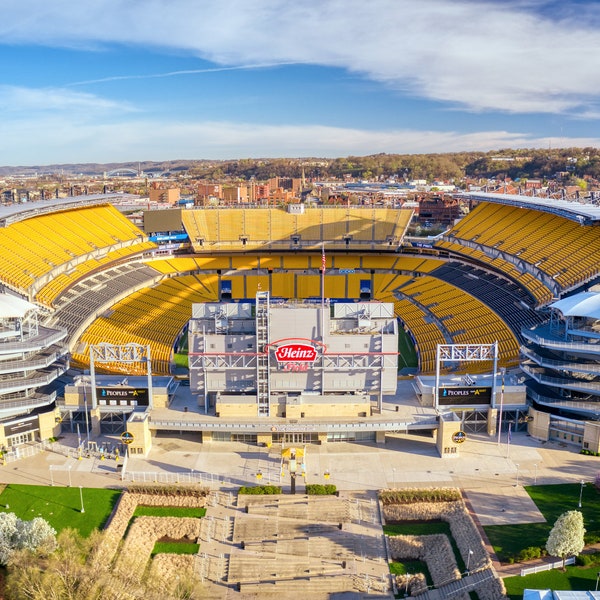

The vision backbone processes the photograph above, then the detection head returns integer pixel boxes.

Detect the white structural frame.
[434,342,499,409]
[89,343,153,409]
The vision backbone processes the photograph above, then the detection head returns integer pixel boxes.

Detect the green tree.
[546,510,585,569]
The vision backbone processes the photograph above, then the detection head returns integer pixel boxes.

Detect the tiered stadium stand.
[0,204,155,302]
[394,256,444,274]
[441,203,600,296]
[322,209,350,241]
[182,207,413,252]
[393,299,448,373]
[270,272,296,298]
[428,261,545,338]
[372,274,412,298]
[395,276,520,372]
[435,239,553,305]
[51,263,162,338]
[71,275,218,374]
[268,208,297,241]
[35,240,156,306]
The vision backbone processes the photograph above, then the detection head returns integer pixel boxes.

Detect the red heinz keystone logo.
[275,343,317,363]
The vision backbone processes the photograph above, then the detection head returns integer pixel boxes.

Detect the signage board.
[96,387,149,406]
[452,431,467,444]
[121,431,134,445]
[274,343,318,363]
[5,417,37,437]
[438,386,492,405]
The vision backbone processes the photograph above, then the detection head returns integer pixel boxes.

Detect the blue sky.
[1,0,600,165]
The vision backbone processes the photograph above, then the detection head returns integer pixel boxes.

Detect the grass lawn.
[484,483,600,562]
[504,564,600,599]
[173,352,189,369]
[151,541,200,557]
[133,506,206,518]
[390,559,432,586]
[397,326,418,370]
[0,484,121,537]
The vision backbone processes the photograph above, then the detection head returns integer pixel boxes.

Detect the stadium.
[1,191,600,457]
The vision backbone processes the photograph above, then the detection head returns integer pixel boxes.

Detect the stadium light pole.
[83,384,90,449]
[496,367,506,446]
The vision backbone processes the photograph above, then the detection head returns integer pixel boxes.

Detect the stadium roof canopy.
[0,193,139,227]
[0,294,36,318]
[550,292,600,319]
[462,192,600,225]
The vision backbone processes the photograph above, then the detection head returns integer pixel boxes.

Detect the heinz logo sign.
[275,343,317,363]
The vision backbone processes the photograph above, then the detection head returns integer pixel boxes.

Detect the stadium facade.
[0,295,68,449]
[0,192,600,457]
[188,293,398,421]
[521,291,600,449]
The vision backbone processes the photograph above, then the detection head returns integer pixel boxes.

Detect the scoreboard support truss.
[434,342,499,409]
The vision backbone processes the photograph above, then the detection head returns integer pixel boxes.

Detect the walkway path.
[3,430,598,584]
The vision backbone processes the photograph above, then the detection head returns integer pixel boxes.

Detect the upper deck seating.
[440,203,600,297]
[182,207,414,252]
[0,204,155,301]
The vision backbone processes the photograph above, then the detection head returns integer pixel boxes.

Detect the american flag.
[321,244,326,273]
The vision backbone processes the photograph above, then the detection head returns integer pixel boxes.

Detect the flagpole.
[506,421,512,459]
[321,242,325,341]
[320,242,326,395]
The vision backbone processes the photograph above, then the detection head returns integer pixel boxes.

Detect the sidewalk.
[3,429,599,581]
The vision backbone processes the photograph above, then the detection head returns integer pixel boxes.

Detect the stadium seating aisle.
[72,275,217,375]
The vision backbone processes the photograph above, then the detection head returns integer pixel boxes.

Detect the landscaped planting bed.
[381,488,508,600]
[114,516,202,580]
[90,484,209,594]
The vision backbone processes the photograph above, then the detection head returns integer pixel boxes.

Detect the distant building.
[148,187,180,204]
[198,182,223,200]
[222,185,249,204]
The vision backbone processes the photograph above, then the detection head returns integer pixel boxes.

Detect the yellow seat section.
[72,275,217,375]
[443,203,600,297]
[182,207,414,252]
[396,276,519,371]
[0,204,154,297]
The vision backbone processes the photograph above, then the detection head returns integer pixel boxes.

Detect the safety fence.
[520,556,575,576]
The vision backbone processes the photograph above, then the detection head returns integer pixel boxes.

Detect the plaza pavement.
[3,379,597,581]
[3,428,593,528]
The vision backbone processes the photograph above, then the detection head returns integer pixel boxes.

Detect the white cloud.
[0,85,134,114]
[1,0,600,114]
[1,116,598,165]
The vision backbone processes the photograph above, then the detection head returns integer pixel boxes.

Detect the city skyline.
[1,0,600,165]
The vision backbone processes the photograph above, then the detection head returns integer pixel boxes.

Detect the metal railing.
[121,470,228,488]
